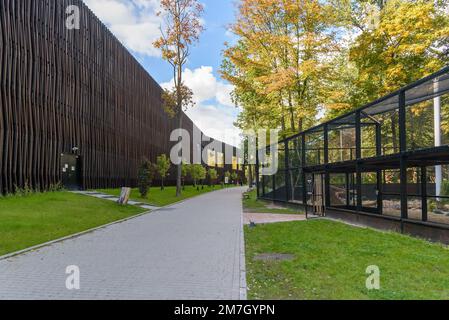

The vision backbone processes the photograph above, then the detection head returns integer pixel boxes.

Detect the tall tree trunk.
[176,111,183,197]
[248,164,253,187]
[288,91,296,133]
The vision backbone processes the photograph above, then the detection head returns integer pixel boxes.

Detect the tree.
[208,168,218,187]
[348,0,449,103]
[198,166,207,190]
[222,0,340,137]
[154,0,204,197]
[137,158,154,199]
[181,161,189,190]
[189,164,206,190]
[324,0,449,115]
[231,172,239,185]
[155,154,171,190]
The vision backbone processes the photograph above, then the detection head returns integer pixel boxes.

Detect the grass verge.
[97,185,229,207]
[0,192,145,257]
[245,219,449,299]
[243,189,302,214]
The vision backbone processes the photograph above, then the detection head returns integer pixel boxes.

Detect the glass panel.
[426,165,449,197]
[427,196,449,224]
[407,196,422,221]
[328,127,356,163]
[278,144,286,170]
[382,169,401,217]
[361,122,377,158]
[232,156,238,170]
[305,131,324,166]
[217,152,224,168]
[382,169,401,194]
[263,175,273,199]
[288,138,302,169]
[371,109,400,156]
[362,172,378,208]
[407,167,422,196]
[207,149,216,167]
[288,169,303,203]
[329,173,347,207]
[383,194,401,217]
[405,92,449,151]
[274,171,286,201]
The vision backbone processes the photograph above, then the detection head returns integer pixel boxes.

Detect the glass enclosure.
[257,66,449,227]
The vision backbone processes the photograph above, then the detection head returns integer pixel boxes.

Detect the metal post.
[301,134,307,208]
[399,90,408,221]
[355,111,362,211]
[434,79,442,199]
[285,141,290,202]
[324,125,330,208]
[400,157,408,220]
[272,174,276,200]
[324,125,329,164]
[377,170,383,215]
[421,166,428,222]
[345,172,350,207]
[376,123,382,156]
[256,137,260,198]
[399,91,407,152]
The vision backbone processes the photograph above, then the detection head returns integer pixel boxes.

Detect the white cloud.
[83,0,162,57]
[161,66,235,107]
[186,105,242,147]
[161,66,240,146]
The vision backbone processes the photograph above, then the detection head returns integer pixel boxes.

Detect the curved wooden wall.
[0,0,237,193]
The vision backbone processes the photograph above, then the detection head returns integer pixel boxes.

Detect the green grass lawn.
[243,189,302,214]
[245,219,449,300]
[0,192,145,257]
[97,185,228,207]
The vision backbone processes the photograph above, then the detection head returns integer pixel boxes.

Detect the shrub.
[49,182,64,192]
[189,164,207,190]
[208,168,218,187]
[181,161,189,190]
[231,172,239,184]
[14,180,34,197]
[137,158,155,199]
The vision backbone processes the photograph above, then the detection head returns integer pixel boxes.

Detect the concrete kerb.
[239,203,248,300]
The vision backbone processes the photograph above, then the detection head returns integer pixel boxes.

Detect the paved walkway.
[244,213,306,225]
[0,187,246,300]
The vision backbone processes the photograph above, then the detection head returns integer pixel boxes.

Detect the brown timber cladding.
[0,0,229,193]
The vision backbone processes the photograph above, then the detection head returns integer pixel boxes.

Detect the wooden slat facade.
[0,0,239,193]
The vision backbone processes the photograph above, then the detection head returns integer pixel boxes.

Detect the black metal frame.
[257,66,449,242]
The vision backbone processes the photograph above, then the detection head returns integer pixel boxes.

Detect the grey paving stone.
[0,187,246,300]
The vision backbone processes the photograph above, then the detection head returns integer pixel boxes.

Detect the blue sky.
[83,0,241,146]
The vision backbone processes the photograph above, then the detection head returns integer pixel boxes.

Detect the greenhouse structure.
[257,66,449,243]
